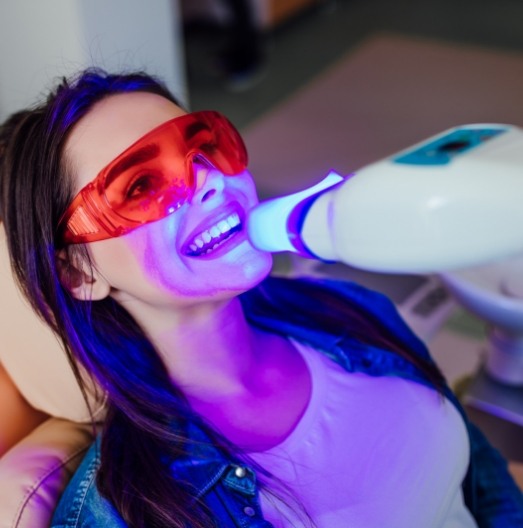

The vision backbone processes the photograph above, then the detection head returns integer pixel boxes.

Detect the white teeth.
[187,213,242,255]
[218,220,229,233]
[228,213,240,227]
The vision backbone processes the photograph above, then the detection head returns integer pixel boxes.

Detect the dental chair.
[0,418,93,528]
[0,229,102,527]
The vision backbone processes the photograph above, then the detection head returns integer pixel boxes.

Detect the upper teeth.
[189,213,240,252]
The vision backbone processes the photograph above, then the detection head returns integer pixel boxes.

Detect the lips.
[182,208,243,257]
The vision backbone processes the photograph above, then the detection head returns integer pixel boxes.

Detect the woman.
[0,69,521,528]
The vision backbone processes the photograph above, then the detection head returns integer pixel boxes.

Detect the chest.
[250,344,473,528]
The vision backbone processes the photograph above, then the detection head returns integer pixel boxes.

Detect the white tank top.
[250,340,478,528]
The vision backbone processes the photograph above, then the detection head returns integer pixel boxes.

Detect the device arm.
[248,124,523,274]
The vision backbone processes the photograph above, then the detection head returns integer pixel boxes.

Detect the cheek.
[243,251,273,283]
[231,171,259,202]
[86,206,185,286]
[88,238,145,286]
[86,222,162,278]
[88,235,189,305]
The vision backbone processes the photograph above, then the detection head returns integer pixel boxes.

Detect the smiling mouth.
[184,213,242,257]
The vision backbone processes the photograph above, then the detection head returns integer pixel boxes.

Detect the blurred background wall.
[0,0,187,122]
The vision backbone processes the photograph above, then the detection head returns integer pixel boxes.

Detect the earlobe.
[55,250,111,301]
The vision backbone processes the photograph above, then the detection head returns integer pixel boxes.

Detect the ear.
[55,250,111,301]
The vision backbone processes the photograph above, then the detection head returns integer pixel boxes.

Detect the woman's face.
[64,92,273,312]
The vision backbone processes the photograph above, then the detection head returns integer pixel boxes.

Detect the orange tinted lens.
[197,113,248,174]
[101,130,190,222]
[99,112,247,223]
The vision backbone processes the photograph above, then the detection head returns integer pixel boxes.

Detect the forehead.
[64,92,186,191]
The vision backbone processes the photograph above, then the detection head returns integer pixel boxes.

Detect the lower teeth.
[199,235,229,256]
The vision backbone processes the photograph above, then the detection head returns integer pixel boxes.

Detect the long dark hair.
[0,69,445,527]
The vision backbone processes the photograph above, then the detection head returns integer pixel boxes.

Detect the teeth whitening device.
[248,124,523,273]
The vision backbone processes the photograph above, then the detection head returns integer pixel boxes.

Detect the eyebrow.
[184,121,212,141]
[104,143,161,187]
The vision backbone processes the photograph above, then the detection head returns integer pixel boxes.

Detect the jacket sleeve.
[51,439,127,527]
[463,421,523,527]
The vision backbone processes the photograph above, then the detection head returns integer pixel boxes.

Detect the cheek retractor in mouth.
[185,213,241,256]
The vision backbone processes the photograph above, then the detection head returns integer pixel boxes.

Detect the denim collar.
[169,423,258,500]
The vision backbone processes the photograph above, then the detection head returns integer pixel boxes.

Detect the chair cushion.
[0,227,104,422]
[0,417,93,528]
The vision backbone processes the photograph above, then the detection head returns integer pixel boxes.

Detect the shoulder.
[251,275,421,342]
[254,274,398,313]
[51,438,126,527]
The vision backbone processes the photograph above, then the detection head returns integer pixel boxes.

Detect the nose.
[191,162,225,204]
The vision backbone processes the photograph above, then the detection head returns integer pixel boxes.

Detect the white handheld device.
[248,124,523,273]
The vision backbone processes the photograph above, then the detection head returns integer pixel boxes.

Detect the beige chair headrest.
[0,417,94,528]
[0,227,103,422]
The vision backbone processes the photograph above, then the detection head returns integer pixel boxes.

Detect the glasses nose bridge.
[190,155,226,203]
[180,150,202,200]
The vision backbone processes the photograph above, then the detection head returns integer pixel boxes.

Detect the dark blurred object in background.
[181,0,329,92]
[181,0,266,92]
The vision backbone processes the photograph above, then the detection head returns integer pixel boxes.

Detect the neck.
[144,297,264,399]
[123,294,311,450]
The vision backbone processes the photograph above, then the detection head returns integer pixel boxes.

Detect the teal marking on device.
[394,127,507,166]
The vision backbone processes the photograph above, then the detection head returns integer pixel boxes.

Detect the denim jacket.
[51,277,523,527]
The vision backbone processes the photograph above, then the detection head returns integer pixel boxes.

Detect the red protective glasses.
[57,111,248,245]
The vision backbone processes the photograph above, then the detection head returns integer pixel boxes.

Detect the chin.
[228,249,273,293]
